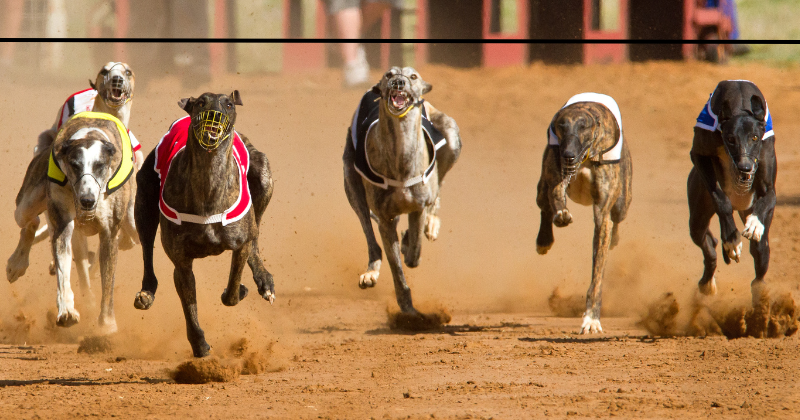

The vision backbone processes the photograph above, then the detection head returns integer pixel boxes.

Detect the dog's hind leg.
[221,241,251,307]
[242,141,276,303]
[402,211,425,268]
[133,151,160,310]
[378,219,420,315]
[97,227,120,334]
[344,146,382,289]
[688,168,720,296]
[48,206,80,327]
[173,261,211,357]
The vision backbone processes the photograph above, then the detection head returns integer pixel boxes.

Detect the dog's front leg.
[173,260,211,357]
[71,232,94,303]
[343,155,382,289]
[378,218,419,315]
[221,240,251,306]
[691,154,741,263]
[48,207,80,327]
[97,226,120,334]
[401,211,425,268]
[582,203,614,334]
[134,151,160,310]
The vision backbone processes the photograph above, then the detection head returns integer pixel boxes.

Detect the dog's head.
[550,103,617,179]
[717,95,767,192]
[371,67,431,117]
[90,62,135,108]
[55,129,118,215]
[178,91,243,152]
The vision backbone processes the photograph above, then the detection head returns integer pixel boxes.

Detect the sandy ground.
[0,57,799,419]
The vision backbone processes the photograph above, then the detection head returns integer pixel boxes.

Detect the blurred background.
[0,0,797,83]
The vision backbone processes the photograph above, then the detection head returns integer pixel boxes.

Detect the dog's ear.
[178,97,195,113]
[89,79,97,90]
[422,81,432,95]
[231,90,243,106]
[750,95,766,122]
[718,100,733,122]
[371,82,381,96]
[56,139,75,159]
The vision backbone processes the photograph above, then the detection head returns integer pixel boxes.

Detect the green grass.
[734,0,800,64]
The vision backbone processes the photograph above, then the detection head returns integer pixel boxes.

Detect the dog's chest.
[566,167,594,206]
[716,148,755,211]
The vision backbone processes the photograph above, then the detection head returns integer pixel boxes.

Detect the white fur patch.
[580,315,603,334]
[742,215,765,242]
[74,142,106,202]
[359,270,379,288]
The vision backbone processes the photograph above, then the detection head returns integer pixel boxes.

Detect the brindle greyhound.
[43,112,138,332]
[8,62,140,295]
[688,80,776,336]
[343,67,461,320]
[536,93,632,334]
[133,91,275,357]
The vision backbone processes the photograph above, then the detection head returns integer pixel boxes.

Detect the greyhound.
[688,80,776,336]
[536,93,633,334]
[343,67,462,320]
[132,91,275,357]
[44,112,138,332]
[8,62,141,291]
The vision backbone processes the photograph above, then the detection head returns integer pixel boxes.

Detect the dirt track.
[1,58,799,419]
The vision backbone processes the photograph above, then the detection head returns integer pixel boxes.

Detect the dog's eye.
[410,74,417,80]
[752,135,758,141]
[125,70,132,76]
[385,71,393,78]
[197,100,205,107]
[226,103,232,110]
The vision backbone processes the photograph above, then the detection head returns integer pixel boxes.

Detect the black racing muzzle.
[103,65,133,107]
[560,139,591,181]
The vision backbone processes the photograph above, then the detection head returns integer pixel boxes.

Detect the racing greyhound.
[536,93,633,334]
[44,112,137,332]
[7,62,141,291]
[688,80,777,336]
[343,67,462,322]
[132,91,276,357]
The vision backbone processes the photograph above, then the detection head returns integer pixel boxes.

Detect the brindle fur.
[7,62,138,288]
[343,67,461,319]
[44,116,138,332]
[687,81,776,336]
[536,101,632,334]
[132,92,275,357]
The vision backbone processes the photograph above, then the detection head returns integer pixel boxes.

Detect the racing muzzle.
[193,110,232,151]
[103,66,133,107]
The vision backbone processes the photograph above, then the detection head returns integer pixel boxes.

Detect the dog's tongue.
[391,94,407,109]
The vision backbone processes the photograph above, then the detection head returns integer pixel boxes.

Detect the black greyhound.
[133,91,275,357]
[688,80,777,336]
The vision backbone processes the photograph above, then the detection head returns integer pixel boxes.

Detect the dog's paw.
[56,308,80,327]
[359,270,379,289]
[742,215,765,242]
[697,277,717,296]
[221,284,248,306]
[536,243,552,255]
[117,232,137,251]
[425,214,440,241]
[6,252,29,283]
[580,315,603,334]
[698,277,717,296]
[133,290,155,310]
[553,209,573,227]
[722,239,742,264]
[97,317,118,335]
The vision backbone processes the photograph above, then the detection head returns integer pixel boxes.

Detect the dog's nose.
[737,162,753,172]
[390,79,405,89]
[562,151,577,163]
[80,197,96,209]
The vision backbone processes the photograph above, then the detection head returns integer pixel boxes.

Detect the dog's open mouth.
[734,168,757,193]
[388,89,410,113]
[105,75,131,106]
[194,110,232,150]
